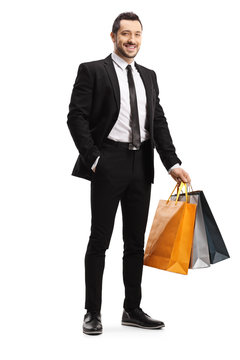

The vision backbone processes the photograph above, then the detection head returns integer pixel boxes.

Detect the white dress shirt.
[107,52,150,143]
[91,52,180,173]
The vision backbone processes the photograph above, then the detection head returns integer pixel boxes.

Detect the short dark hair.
[112,12,143,34]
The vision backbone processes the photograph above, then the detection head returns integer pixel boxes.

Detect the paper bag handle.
[167,182,188,204]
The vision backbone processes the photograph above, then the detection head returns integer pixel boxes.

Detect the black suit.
[67,53,181,312]
[67,54,181,183]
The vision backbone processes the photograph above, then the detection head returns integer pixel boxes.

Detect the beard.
[116,43,139,59]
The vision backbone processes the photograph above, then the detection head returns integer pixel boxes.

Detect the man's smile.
[124,43,137,51]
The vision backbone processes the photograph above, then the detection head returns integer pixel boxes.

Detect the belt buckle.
[128,143,139,150]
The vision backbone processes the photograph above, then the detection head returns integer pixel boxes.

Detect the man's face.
[111,20,142,61]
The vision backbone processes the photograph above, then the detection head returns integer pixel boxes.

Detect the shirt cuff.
[168,163,181,174]
[91,156,100,170]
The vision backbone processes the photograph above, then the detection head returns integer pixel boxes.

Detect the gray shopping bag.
[172,188,230,267]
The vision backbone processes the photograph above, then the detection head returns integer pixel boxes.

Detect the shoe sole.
[121,321,165,329]
[83,329,102,335]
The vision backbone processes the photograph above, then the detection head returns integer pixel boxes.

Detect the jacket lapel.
[135,62,153,124]
[104,54,120,111]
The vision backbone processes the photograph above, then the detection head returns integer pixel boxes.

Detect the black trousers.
[84,138,152,312]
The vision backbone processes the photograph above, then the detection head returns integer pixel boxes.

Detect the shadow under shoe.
[122,307,165,329]
[83,311,102,335]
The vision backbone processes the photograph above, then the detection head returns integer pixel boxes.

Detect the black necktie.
[127,64,141,149]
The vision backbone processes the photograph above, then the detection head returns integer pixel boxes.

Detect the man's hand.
[169,167,191,184]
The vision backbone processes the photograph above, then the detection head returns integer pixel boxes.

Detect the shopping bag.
[171,190,210,269]
[173,188,230,266]
[199,191,230,264]
[144,182,197,275]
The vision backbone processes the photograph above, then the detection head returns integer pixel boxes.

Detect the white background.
[1,0,239,359]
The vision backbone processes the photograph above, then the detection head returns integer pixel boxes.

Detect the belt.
[104,138,150,150]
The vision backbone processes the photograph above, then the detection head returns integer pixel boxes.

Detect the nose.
[128,35,136,44]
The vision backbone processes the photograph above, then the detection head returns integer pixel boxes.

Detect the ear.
[110,32,116,43]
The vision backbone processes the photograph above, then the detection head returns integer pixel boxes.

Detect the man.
[67,12,191,335]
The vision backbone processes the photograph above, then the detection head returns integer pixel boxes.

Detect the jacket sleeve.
[151,70,182,171]
[67,63,100,170]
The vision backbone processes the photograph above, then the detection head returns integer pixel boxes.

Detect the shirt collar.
[111,52,136,72]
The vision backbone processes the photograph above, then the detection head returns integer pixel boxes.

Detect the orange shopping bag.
[144,182,197,275]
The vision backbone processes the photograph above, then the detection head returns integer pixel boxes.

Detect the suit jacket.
[67,53,181,183]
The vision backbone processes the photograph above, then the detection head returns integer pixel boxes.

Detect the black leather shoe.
[83,311,102,335]
[122,308,165,329]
